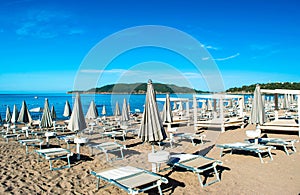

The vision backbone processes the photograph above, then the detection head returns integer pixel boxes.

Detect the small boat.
[30,107,43,112]
[34,96,38,99]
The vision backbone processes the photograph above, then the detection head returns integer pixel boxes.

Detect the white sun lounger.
[18,139,44,154]
[167,154,222,188]
[90,166,168,195]
[2,133,21,142]
[172,133,206,146]
[216,142,275,163]
[89,142,126,162]
[246,138,298,155]
[35,148,73,170]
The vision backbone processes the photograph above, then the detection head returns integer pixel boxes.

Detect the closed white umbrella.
[5,106,11,123]
[138,79,167,151]
[101,105,106,115]
[51,105,57,120]
[63,100,72,117]
[114,101,120,117]
[161,93,173,123]
[121,98,130,121]
[85,100,98,119]
[250,84,266,126]
[67,94,87,132]
[17,100,32,124]
[11,104,19,124]
[40,98,53,129]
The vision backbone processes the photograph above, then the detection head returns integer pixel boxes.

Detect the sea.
[0,93,202,121]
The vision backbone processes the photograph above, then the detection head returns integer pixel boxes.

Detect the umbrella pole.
[151,143,155,153]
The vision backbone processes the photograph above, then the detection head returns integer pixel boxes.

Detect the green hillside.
[226,82,300,93]
[80,83,208,94]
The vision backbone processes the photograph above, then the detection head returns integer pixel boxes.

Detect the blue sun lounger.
[216,142,275,163]
[167,154,222,188]
[90,166,168,195]
[35,148,73,170]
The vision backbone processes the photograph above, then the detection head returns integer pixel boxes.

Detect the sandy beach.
[0,122,299,195]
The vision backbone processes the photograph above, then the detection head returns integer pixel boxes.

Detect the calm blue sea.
[0,93,198,121]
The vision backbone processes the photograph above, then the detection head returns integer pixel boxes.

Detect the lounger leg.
[157,182,163,195]
[213,165,220,182]
[283,145,289,155]
[25,145,29,154]
[196,173,204,188]
[219,148,224,157]
[96,178,100,190]
[191,138,195,146]
[268,149,273,161]
[67,156,71,168]
[120,148,124,160]
[49,160,53,170]
[292,144,297,153]
[105,152,109,162]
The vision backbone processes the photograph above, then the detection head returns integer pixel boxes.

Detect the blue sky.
[0,0,299,93]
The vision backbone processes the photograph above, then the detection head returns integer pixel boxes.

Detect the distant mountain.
[226,82,300,93]
[68,83,208,94]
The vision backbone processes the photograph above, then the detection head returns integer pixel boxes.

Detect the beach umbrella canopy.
[63,100,72,117]
[250,84,266,125]
[11,104,19,124]
[161,93,173,123]
[127,102,131,114]
[67,94,87,132]
[17,100,32,124]
[51,105,57,120]
[121,98,130,121]
[40,98,53,128]
[138,79,167,146]
[114,101,120,117]
[5,106,11,123]
[101,105,106,115]
[86,100,98,119]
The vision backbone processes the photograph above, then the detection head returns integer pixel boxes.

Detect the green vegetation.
[69,83,208,94]
[226,82,300,93]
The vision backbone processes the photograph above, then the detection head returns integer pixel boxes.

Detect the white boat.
[30,107,43,112]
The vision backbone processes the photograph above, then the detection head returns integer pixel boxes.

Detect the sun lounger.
[89,142,126,162]
[172,133,206,146]
[2,133,20,142]
[246,138,298,155]
[216,142,275,163]
[18,139,44,154]
[35,148,73,170]
[167,154,222,188]
[90,166,168,195]
[101,130,125,141]
[56,135,76,149]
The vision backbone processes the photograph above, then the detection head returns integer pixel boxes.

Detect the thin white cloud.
[80,69,127,74]
[213,53,240,61]
[15,9,84,39]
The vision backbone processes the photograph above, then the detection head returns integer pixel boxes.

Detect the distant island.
[68,83,209,94]
[68,82,300,94]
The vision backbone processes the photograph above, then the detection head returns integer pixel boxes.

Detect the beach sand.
[0,123,299,194]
